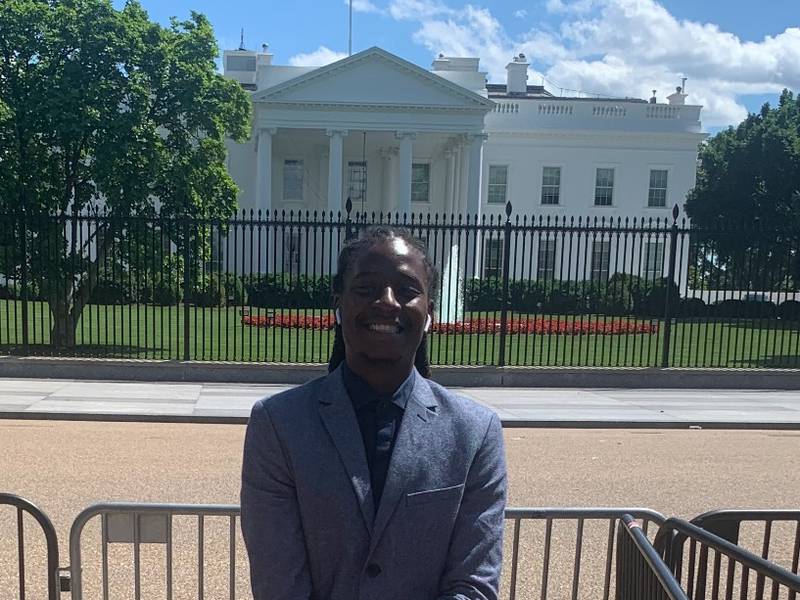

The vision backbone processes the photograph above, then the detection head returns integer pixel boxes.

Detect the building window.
[591,240,611,282]
[648,169,668,207]
[594,168,614,206]
[541,166,561,205]
[411,163,430,203]
[483,237,503,279]
[537,238,557,281]
[284,231,301,274]
[643,240,665,280]
[348,161,367,207]
[487,165,508,204]
[283,159,304,201]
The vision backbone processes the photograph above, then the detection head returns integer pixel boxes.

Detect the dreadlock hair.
[328,226,439,379]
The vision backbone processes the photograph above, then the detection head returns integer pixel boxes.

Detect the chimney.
[667,86,688,106]
[505,53,529,95]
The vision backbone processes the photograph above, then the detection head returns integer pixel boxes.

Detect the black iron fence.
[1,203,798,367]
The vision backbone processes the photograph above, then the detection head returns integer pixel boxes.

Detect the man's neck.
[344,355,414,396]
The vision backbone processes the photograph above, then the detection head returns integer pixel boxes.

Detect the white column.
[326,129,348,215]
[466,133,486,217]
[379,147,395,215]
[443,148,455,215]
[440,146,464,323]
[395,132,416,215]
[255,128,276,215]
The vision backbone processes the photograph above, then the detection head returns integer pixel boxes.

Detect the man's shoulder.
[252,372,330,418]
[423,377,498,432]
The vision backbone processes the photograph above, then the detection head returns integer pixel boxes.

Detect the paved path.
[2,378,800,427]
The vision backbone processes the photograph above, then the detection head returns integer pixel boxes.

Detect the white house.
[222,45,705,319]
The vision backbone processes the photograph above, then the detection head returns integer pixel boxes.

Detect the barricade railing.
[68,502,240,600]
[690,509,800,579]
[503,507,666,599]
[4,494,798,600]
[0,492,61,600]
[615,514,688,600]
[655,517,800,599]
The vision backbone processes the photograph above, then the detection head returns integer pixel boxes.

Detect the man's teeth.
[368,324,401,333]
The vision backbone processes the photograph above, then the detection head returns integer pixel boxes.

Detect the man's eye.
[353,285,375,295]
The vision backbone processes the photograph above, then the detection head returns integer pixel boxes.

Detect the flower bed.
[242,314,658,335]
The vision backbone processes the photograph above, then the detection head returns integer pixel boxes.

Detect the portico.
[235,48,493,218]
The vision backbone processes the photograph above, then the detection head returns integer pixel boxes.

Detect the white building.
[223,45,705,319]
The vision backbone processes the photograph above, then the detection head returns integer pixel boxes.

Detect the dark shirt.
[341,361,415,513]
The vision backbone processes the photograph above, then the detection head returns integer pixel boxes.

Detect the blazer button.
[366,563,382,577]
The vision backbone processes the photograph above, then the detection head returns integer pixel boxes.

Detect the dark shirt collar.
[341,361,416,411]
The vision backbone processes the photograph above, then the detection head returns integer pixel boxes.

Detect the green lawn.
[1,300,798,367]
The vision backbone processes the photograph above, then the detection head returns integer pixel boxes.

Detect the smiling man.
[241,226,507,600]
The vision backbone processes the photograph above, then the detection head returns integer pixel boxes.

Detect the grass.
[1,299,799,368]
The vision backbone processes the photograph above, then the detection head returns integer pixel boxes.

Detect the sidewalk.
[2,378,800,428]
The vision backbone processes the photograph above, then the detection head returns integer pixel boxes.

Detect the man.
[241,227,507,599]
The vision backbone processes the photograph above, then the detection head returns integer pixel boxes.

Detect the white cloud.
[513,9,527,19]
[345,0,383,14]
[386,0,800,128]
[288,46,349,67]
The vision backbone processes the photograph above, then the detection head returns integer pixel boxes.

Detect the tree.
[685,90,800,290]
[0,0,251,347]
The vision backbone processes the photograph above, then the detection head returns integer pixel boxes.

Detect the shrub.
[712,298,778,318]
[678,297,708,317]
[190,273,247,307]
[242,274,332,309]
[777,300,800,321]
[89,279,131,305]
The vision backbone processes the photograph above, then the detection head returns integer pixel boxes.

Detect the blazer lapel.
[370,370,439,552]
[317,367,375,535]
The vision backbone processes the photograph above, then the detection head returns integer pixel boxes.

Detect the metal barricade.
[615,514,688,600]
[0,492,61,600]
[655,517,800,599]
[690,509,800,579]
[504,507,666,600]
[68,502,241,600]
[66,503,667,600]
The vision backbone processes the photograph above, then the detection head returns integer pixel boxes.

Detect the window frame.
[541,166,562,206]
[282,158,305,202]
[593,167,615,207]
[647,167,671,208]
[591,239,612,282]
[537,238,557,281]
[482,236,504,279]
[411,162,431,204]
[347,160,368,207]
[643,240,665,281]
[487,164,509,205]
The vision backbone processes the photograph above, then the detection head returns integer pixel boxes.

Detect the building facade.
[223,45,705,320]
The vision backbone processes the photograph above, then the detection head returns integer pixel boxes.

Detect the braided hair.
[328,226,439,378]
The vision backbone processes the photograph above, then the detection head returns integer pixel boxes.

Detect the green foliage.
[685,89,800,289]
[189,273,247,307]
[0,0,251,344]
[242,274,333,309]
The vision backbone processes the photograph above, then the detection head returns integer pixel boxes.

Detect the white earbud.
[424,314,432,332]
[335,308,342,325]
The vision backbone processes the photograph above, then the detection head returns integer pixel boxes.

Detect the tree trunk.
[49,295,77,349]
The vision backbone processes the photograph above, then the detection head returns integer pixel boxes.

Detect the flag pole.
[348,0,353,56]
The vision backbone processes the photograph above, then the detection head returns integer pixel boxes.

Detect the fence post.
[19,208,30,353]
[344,197,355,241]
[182,215,191,361]
[498,202,513,368]
[660,204,680,368]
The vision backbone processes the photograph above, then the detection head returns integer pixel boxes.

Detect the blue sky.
[115,0,799,132]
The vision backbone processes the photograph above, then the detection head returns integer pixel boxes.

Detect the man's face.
[338,237,432,368]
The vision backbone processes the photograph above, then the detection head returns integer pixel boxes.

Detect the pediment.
[253,47,493,111]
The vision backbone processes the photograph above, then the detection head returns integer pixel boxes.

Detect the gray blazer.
[241,366,507,600]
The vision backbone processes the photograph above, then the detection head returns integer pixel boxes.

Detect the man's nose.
[375,285,400,309]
